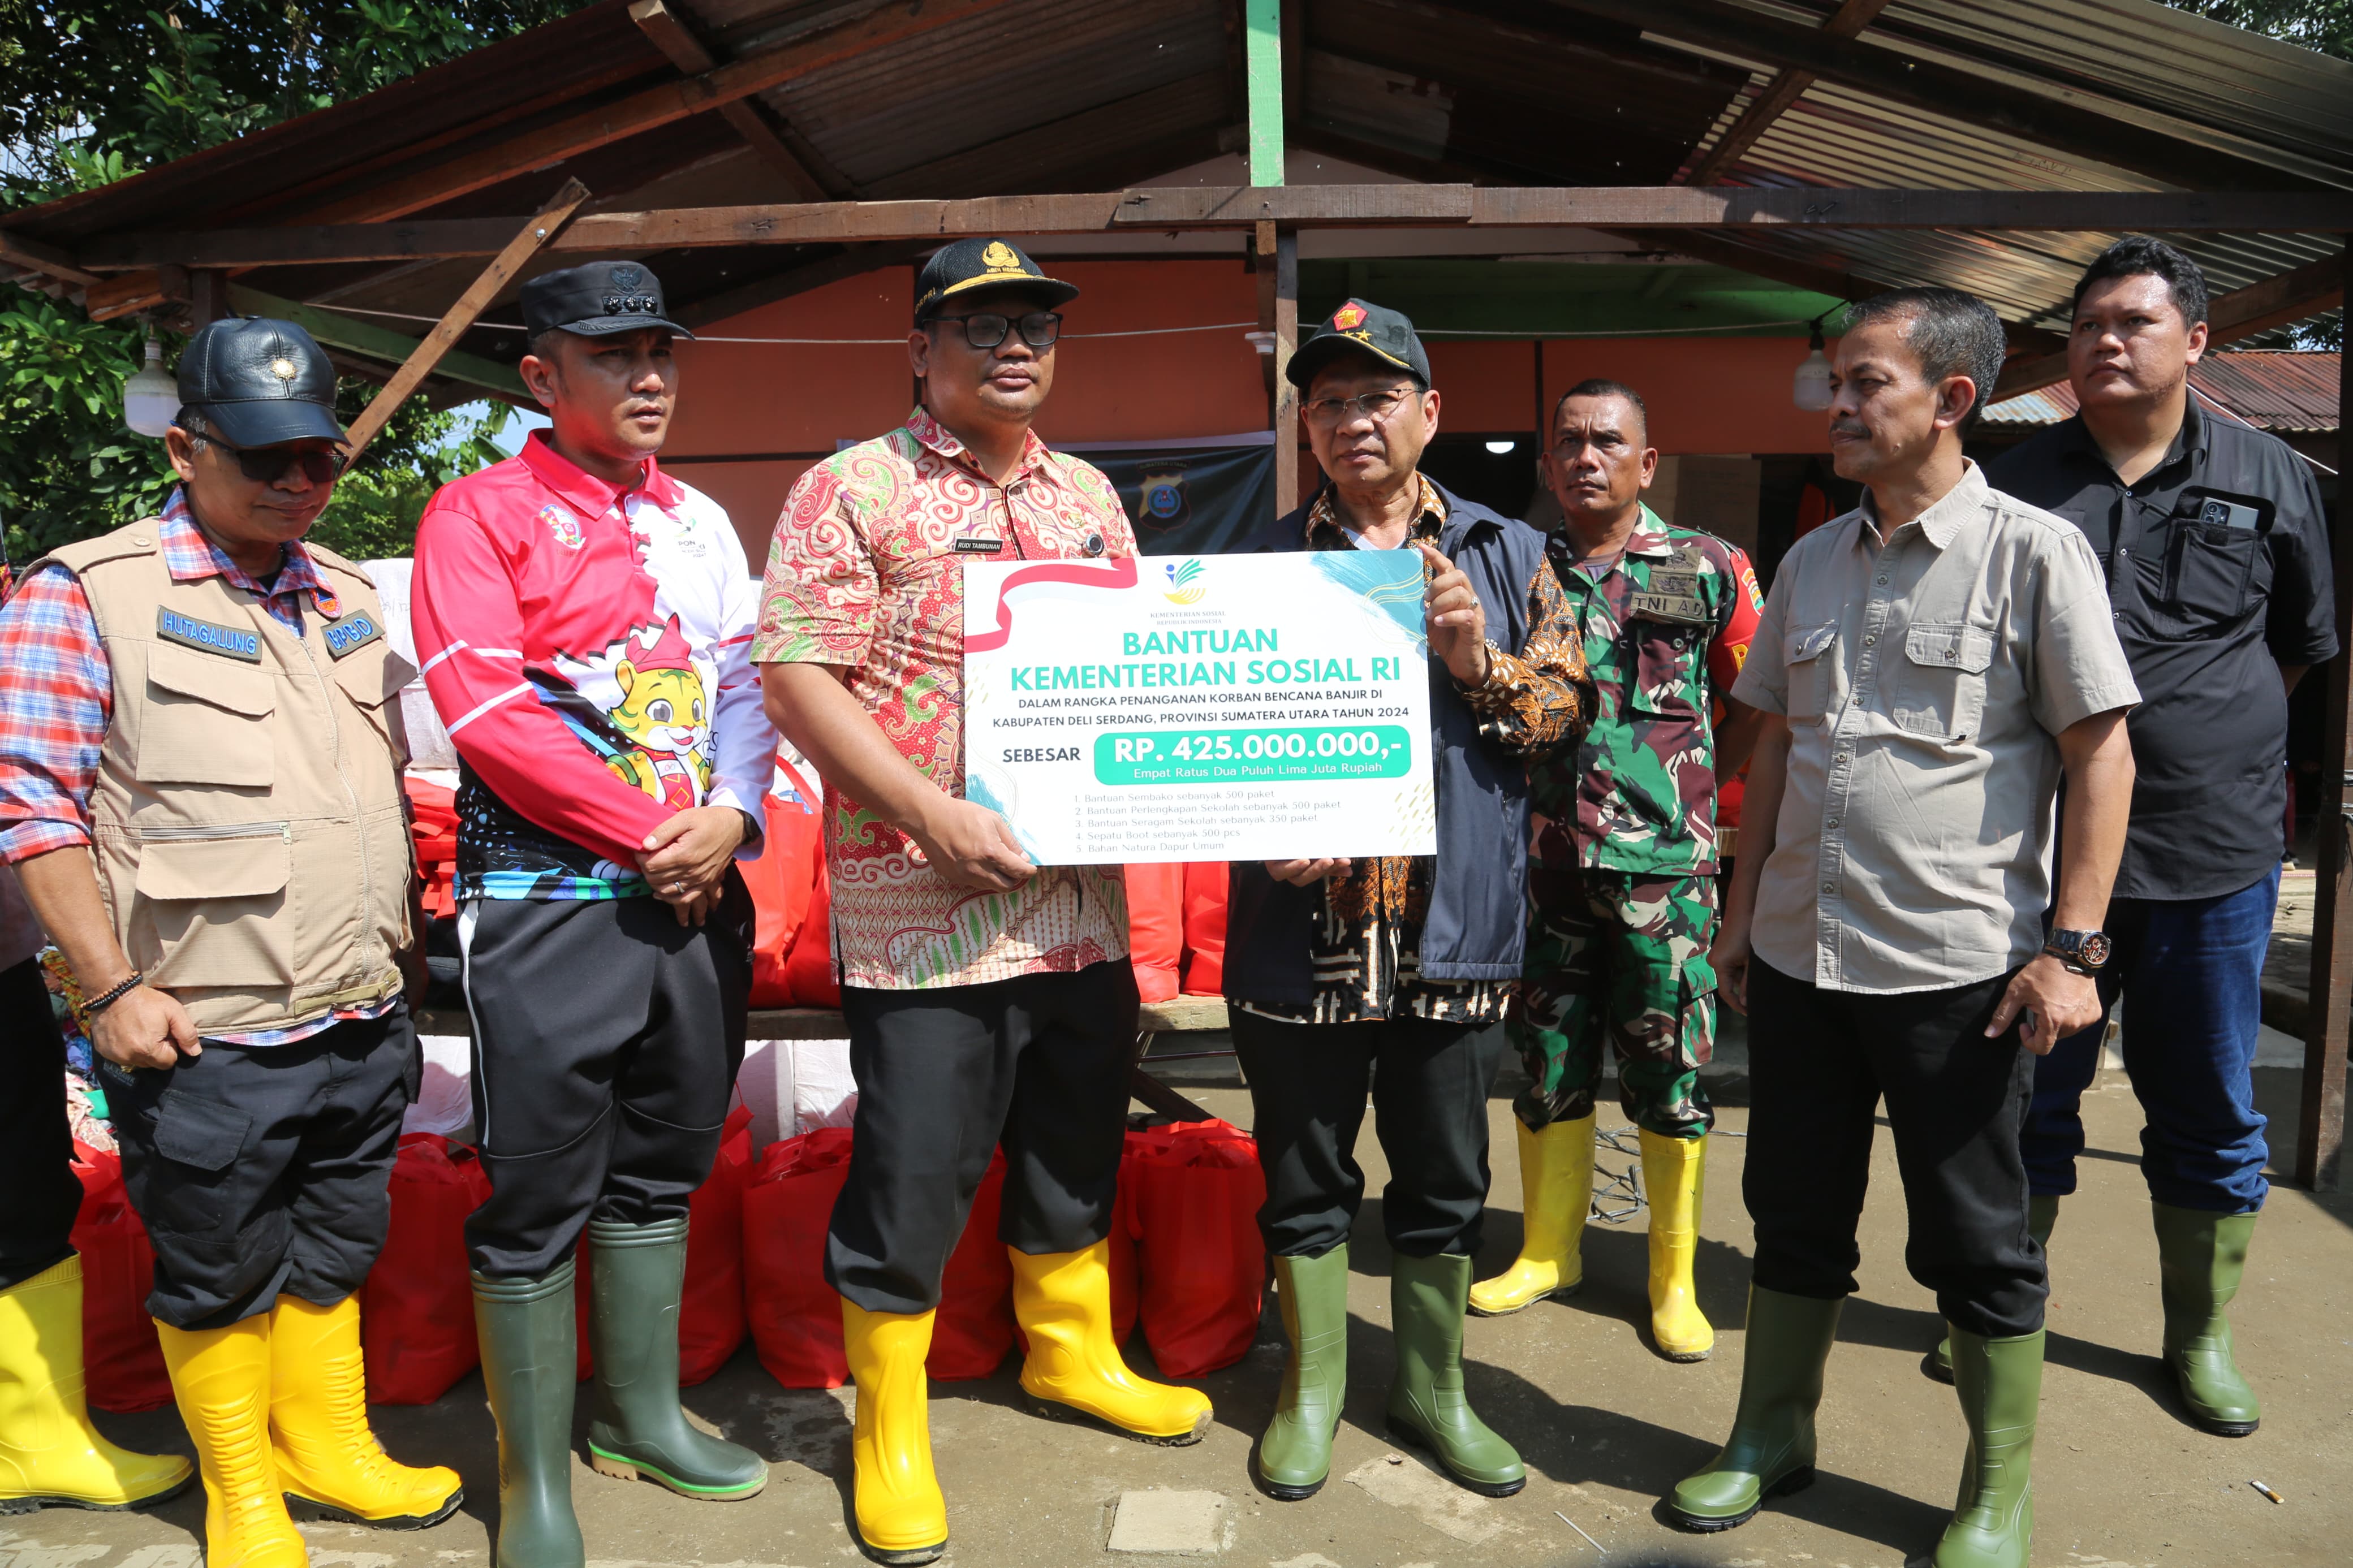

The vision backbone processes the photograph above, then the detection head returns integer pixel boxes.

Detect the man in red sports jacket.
[411,262,775,1568]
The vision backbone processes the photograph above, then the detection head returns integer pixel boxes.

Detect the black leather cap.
[913,237,1079,322]
[1287,297,1432,391]
[176,317,344,448]
[520,261,694,340]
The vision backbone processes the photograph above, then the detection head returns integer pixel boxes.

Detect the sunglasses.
[200,437,350,485]
[930,311,1063,350]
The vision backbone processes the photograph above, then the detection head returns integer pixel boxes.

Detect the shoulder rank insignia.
[322,609,385,660]
[156,607,262,662]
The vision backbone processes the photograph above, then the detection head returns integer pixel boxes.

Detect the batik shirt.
[1238,477,1593,1025]
[412,434,775,900]
[1532,507,1762,876]
[752,408,1136,991]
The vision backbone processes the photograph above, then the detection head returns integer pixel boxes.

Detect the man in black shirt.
[1977,237,2336,1438]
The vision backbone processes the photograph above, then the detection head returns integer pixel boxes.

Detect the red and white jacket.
[411,433,774,899]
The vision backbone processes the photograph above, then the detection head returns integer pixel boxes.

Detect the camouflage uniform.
[1512,507,1762,1139]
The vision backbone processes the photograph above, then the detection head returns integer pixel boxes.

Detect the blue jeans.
[2020,867,2278,1214]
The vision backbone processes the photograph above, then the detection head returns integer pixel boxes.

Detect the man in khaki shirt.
[1664,289,2137,1568]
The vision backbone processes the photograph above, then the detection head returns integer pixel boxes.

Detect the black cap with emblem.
[521,261,695,340]
[913,237,1080,323]
[175,317,344,448]
[1286,297,1432,391]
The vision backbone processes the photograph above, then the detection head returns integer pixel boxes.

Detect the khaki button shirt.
[1731,463,2140,994]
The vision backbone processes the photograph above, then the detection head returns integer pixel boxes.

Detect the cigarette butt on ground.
[2251,1480,2283,1504]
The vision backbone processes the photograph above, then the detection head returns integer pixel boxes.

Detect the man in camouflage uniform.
[1471,380,1762,1363]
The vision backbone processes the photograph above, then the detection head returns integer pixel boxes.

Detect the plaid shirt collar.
[158,489,343,618]
[906,405,1053,485]
[1305,472,1447,548]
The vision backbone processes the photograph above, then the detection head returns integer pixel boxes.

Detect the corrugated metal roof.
[1984,351,2341,431]
[5,0,2347,358]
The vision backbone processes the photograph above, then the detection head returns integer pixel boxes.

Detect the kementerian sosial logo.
[1162,559,1206,605]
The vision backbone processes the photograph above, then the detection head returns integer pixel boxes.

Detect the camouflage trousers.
[1508,865,1716,1139]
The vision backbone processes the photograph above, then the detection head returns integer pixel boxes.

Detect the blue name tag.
[322,611,383,660]
[156,608,261,662]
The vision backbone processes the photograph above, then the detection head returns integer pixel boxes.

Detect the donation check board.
[962,551,1435,865]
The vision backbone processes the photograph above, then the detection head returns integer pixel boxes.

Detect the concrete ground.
[11,1045,2348,1568]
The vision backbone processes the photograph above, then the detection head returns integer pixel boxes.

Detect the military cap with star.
[1286,297,1432,391]
[521,260,695,340]
[913,237,1080,323]
[175,316,345,448]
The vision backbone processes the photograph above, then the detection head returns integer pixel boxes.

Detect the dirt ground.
[10,1049,2347,1568]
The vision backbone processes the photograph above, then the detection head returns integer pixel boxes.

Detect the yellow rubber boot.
[1640,1130,1715,1362]
[1009,1243,1212,1444]
[268,1296,461,1528]
[1469,1115,1594,1316]
[0,1255,192,1513]
[841,1300,947,1567]
[154,1316,307,1568]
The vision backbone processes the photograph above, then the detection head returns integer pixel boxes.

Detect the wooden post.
[1243,0,1283,188]
[341,179,589,460]
[2298,244,2353,1192]
[1274,226,1299,517]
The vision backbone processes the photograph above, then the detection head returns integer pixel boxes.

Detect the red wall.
[661,258,1831,564]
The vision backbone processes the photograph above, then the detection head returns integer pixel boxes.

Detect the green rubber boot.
[2153,1203,2261,1436]
[1935,1328,2042,1568]
[1384,1254,1523,1497]
[584,1219,769,1499]
[1664,1286,1842,1531]
[1932,1196,2057,1383]
[1257,1247,1350,1501]
[473,1263,586,1568]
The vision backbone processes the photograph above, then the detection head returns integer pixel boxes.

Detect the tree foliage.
[0,3,587,569]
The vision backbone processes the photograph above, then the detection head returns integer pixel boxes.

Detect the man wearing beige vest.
[0,318,460,1568]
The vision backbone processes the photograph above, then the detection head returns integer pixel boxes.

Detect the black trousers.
[1745,961,2047,1340]
[1,957,84,1291]
[100,1010,417,1329]
[1230,1011,1509,1261]
[828,960,1138,1315]
[461,880,751,1279]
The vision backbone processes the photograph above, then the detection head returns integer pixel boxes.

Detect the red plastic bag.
[1179,862,1227,996]
[404,776,460,922]
[1123,1120,1265,1377]
[1126,863,1184,1003]
[742,1129,855,1388]
[680,1106,755,1385]
[68,1145,173,1413]
[746,797,822,1008]
[361,1134,491,1405]
[929,1154,1015,1381]
[781,868,842,1008]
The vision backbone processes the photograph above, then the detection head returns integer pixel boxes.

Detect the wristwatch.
[2041,928,2111,976]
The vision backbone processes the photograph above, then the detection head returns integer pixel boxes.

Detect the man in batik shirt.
[754,239,1207,1568]
[1471,380,1762,1368]
[1223,300,1592,1505]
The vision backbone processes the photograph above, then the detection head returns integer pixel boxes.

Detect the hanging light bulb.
[1791,317,1834,413]
[123,329,178,438]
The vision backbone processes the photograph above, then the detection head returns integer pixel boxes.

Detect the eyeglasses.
[930,311,1063,349]
[197,437,349,485]
[1302,387,1420,429]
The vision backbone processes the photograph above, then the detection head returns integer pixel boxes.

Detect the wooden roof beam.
[0,227,102,288]
[1540,0,2335,191]
[312,0,1022,226]
[75,187,2353,274]
[1993,250,2347,399]
[628,0,854,203]
[1679,0,1894,187]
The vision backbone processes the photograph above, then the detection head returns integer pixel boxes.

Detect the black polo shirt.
[1988,400,2335,901]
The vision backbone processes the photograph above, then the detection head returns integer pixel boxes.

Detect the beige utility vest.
[40,520,415,1035]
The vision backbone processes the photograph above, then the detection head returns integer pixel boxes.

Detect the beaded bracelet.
[82,971,145,1017]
